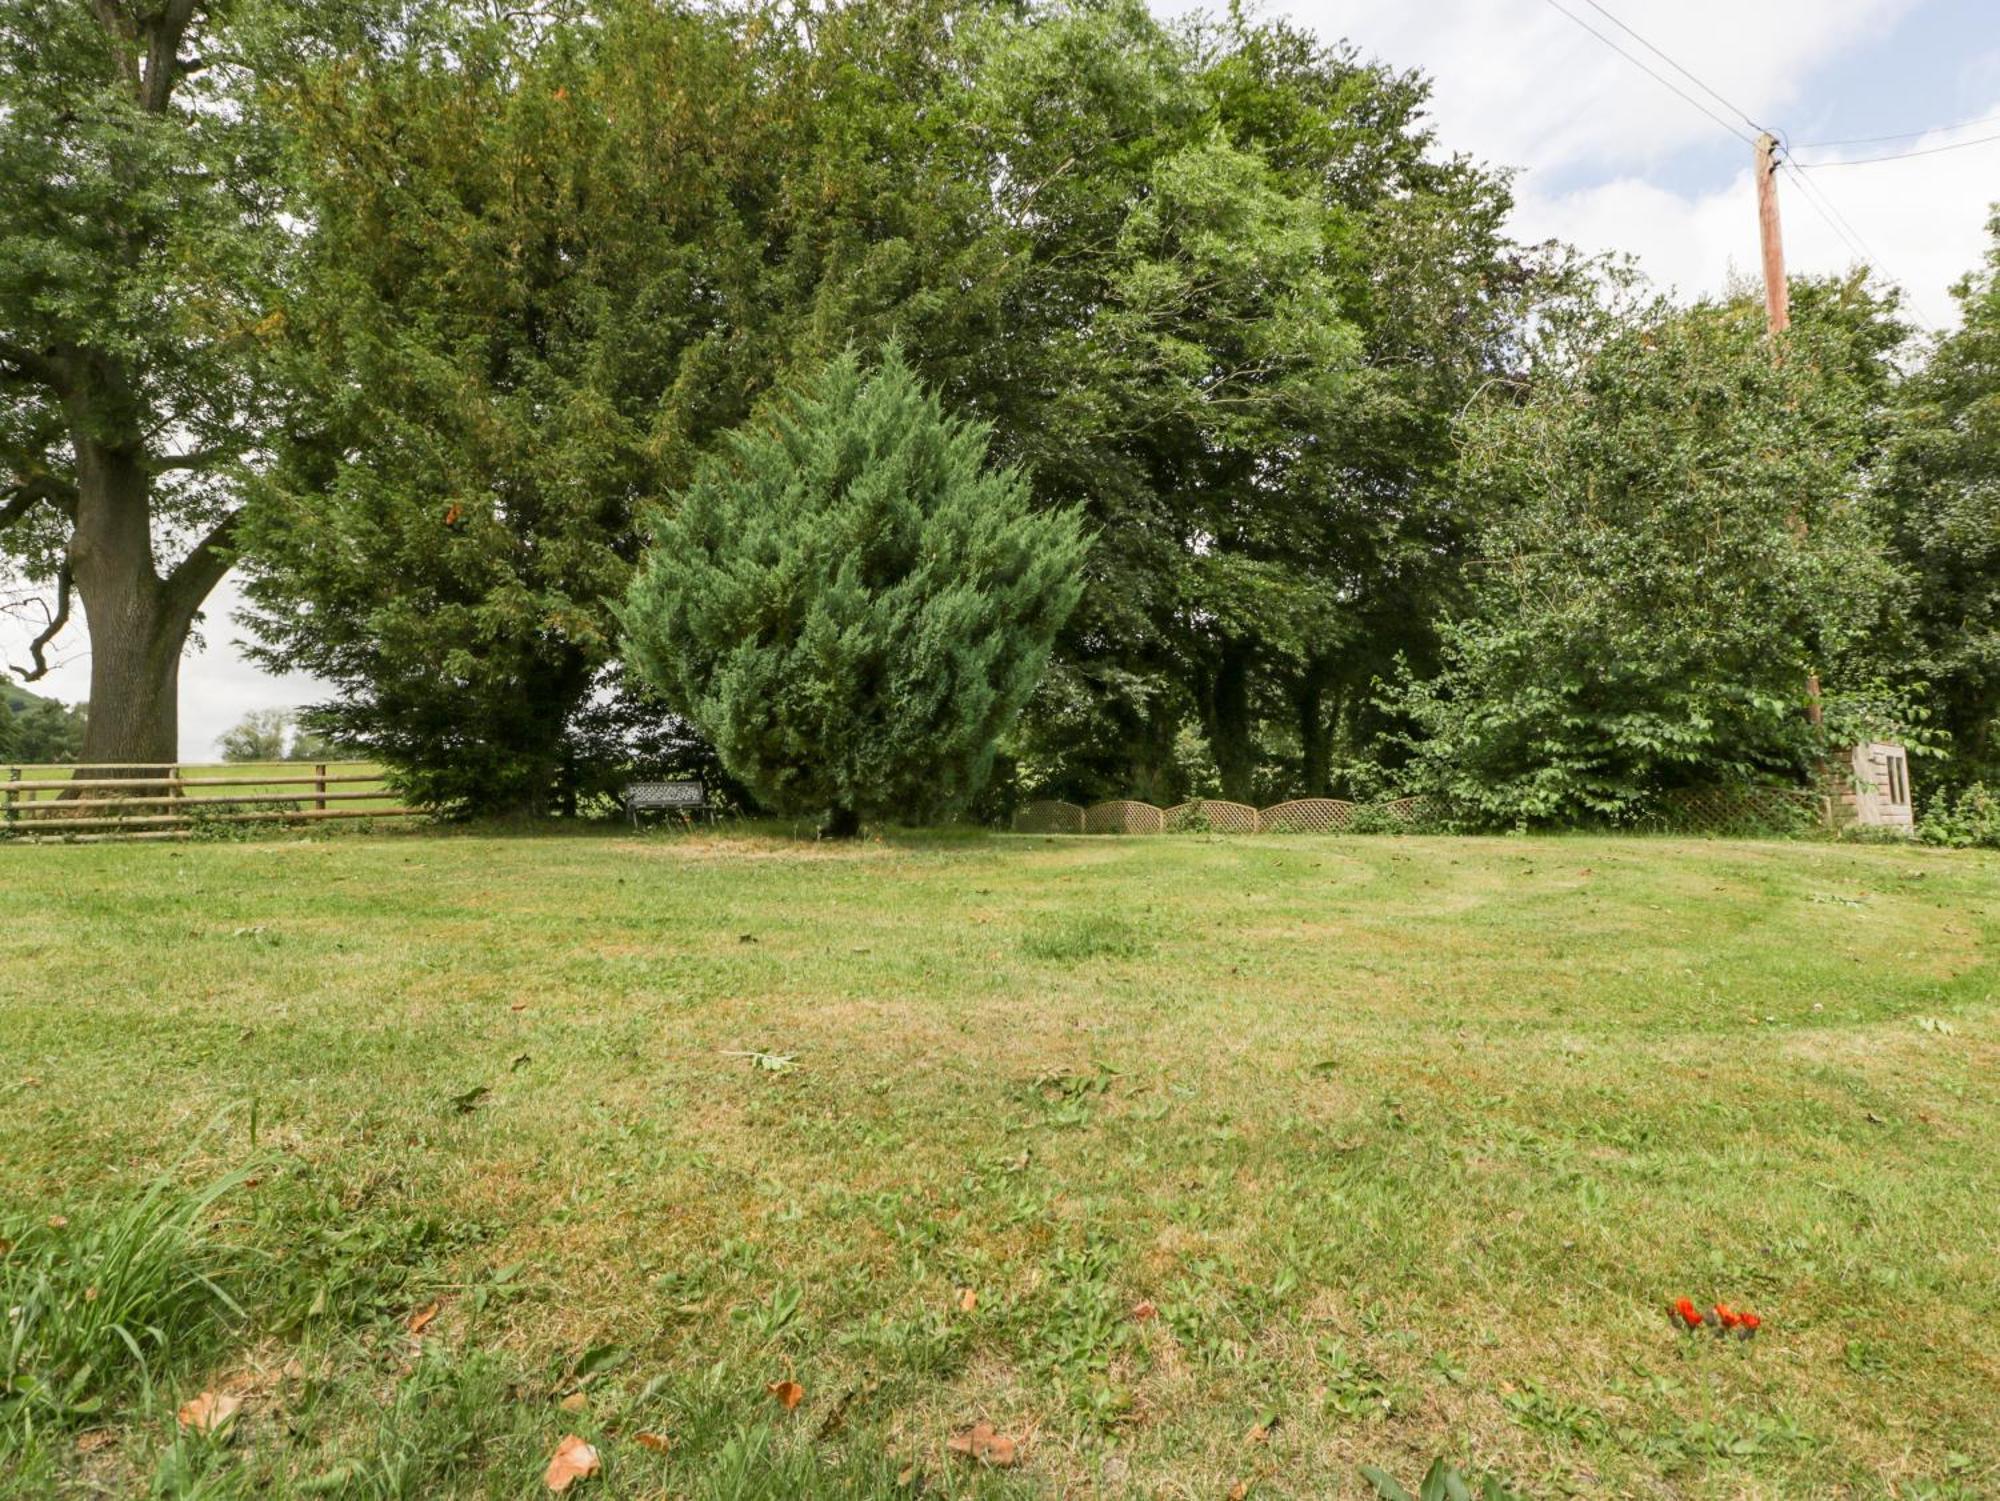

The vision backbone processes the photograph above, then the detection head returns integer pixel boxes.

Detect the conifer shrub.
[620,349,1089,835]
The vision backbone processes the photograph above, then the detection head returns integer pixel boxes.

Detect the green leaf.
[1360,1465,1417,1501]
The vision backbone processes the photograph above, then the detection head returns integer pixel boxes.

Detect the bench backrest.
[626,780,704,808]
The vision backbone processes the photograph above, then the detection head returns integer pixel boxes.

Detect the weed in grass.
[1362,1458,1528,1501]
[0,1163,255,1441]
[1019,912,1147,961]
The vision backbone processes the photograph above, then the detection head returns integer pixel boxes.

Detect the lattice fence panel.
[1162,799,1259,833]
[1083,800,1166,835]
[1375,795,1447,830]
[1013,799,1086,834]
[1646,786,1825,835]
[1257,798,1358,833]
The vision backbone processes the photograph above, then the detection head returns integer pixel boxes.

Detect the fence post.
[315,762,327,812]
[4,767,15,829]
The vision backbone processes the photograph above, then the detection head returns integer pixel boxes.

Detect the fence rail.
[1,761,421,842]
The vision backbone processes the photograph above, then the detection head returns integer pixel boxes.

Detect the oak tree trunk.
[66,425,215,775]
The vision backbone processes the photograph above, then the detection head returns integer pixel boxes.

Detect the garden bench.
[623,779,709,827]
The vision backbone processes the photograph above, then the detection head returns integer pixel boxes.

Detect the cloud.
[1162,0,1993,324]
[1522,134,1997,327]
[1263,0,1916,176]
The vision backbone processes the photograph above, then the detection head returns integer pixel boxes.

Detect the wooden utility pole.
[1755,132,1790,337]
[1754,132,1822,723]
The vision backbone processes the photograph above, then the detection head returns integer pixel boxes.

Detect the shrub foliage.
[621,350,1088,834]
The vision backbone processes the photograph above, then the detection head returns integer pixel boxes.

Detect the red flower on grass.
[1669,1297,1762,1338]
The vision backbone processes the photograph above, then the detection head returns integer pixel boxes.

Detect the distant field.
[1,830,1995,1498]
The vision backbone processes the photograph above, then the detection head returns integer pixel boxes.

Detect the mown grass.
[0,827,1995,1498]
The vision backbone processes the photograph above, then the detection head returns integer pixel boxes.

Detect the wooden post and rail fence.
[0,762,421,842]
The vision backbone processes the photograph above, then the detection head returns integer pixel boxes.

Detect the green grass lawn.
[1,829,1995,1498]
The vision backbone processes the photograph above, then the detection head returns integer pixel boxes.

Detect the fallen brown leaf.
[176,1391,242,1436]
[946,1421,1019,1467]
[47,1214,67,1230]
[1228,1482,1249,1500]
[74,1430,118,1455]
[544,1434,600,1493]
[634,1431,671,1454]
[1131,1300,1158,1321]
[767,1379,804,1411]
[558,1391,589,1413]
[510,1002,529,1012]
[407,1302,440,1335]
[957,1287,977,1313]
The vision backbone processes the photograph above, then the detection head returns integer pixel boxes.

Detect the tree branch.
[0,475,79,530]
[163,508,242,619]
[141,0,201,114]
[12,564,73,684]
[0,338,58,387]
[148,445,234,474]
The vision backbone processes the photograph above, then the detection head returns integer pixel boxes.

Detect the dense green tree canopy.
[0,686,85,763]
[242,0,1013,813]
[1884,213,2000,794]
[1393,286,1914,825]
[621,349,1087,834]
[0,0,369,763]
[240,0,1550,815]
[159,0,1994,823]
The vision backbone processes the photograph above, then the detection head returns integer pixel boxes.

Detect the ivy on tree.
[619,349,1088,836]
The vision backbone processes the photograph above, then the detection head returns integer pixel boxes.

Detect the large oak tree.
[0,1,306,763]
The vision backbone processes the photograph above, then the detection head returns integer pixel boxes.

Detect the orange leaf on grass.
[946,1422,1019,1467]
[1131,1300,1158,1321]
[767,1379,804,1411]
[634,1431,671,1454]
[957,1287,977,1313]
[407,1302,440,1335]
[176,1392,242,1435]
[543,1435,600,1493]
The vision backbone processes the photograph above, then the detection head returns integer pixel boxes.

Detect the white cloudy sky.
[9,0,1999,758]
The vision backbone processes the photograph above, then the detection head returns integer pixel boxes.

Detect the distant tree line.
[0,686,85,764]
[4,1,1996,826]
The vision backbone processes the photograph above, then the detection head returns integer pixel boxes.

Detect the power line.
[1569,0,1768,138]
[1778,162,1875,267]
[1793,129,2000,168]
[1527,0,1946,325]
[1535,0,1757,146]
[1796,109,2000,150]
[1779,158,1947,327]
